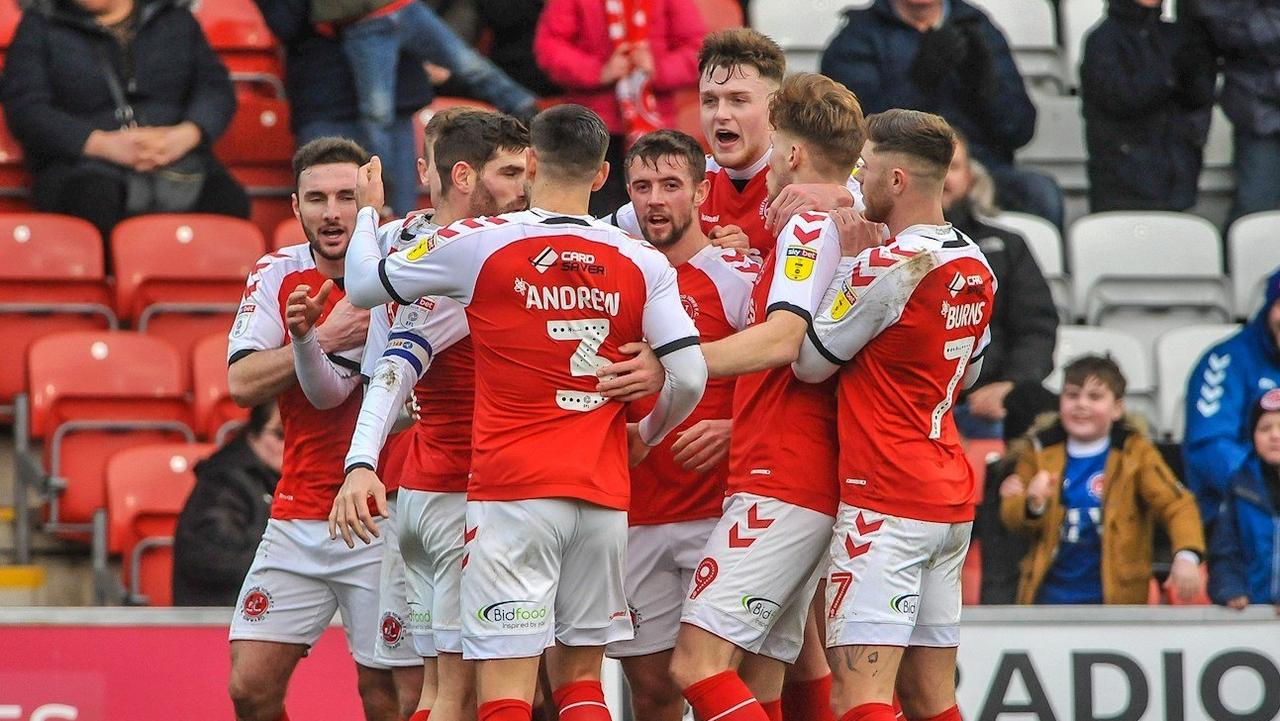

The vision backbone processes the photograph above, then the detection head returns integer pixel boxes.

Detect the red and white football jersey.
[374,208,699,511]
[228,244,366,520]
[727,212,844,516]
[808,225,995,523]
[627,243,760,526]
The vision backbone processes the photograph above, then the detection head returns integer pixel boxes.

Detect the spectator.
[1184,268,1280,527]
[474,0,560,97]
[172,403,284,607]
[1191,0,1280,226]
[0,0,249,239]
[534,0,705,215]
[1000,355,1206,604]
[942,132,1058,439]
[1209,388,1280,610]
[820,0,1065,229]
[254,0,432,216]
[1080,0,1216,213]
[313,0,538,212]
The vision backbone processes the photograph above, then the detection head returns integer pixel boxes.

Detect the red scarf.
[605,0,663,147]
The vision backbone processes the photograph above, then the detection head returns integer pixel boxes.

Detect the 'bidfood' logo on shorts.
[477,600,549,630]
[741,596,782,622]
[890,594,920,615]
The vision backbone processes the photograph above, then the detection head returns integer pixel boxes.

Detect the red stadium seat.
[272,216,307,250]
[107,442,215,605]
[672,88,709,152]
[215,84,295,190]
[1164,564,1213,606]
[0,0,19,69]
[0,214,116,413]
[250,193,297,243]
[111,214,264,370]
[693,0,744,32]
[192,333,247,443]
[0,113,31,195]
[192,0,283,77]
[27,331,194,535]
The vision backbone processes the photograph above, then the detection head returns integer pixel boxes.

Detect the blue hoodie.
[1207,455,1280,605]
[1184,267,1280,525]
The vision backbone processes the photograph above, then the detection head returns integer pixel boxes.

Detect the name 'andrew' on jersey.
[374,209,699,510]
[809,224,996,523]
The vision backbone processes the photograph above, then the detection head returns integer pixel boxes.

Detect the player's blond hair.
[767,73,867,177]
[698,28,786,84]
[866,109,956,181]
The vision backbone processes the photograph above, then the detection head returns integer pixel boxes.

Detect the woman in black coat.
[1080,0,1216,212]
[0,0,249,238]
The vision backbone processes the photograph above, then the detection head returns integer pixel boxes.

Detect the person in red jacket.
[534,0,706,216]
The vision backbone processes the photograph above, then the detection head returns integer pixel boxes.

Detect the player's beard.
[861,182,892,225]
[641,208,693,248]
[305,223,348,261]
[469,179,525,217]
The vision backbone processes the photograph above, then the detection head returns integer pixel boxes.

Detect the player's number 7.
[548,318,611,412]
[930,336,976,439]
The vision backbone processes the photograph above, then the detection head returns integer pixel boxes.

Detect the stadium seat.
[0,113,30,197]
[1018,91,1087,191]
[987,211,1072,321]
[26,331,194,535]
[1163,565,1212,605]
[1200,107,1235,193]
[106,443,214,605]
[111,214,263,370]
[0,0,18,68]
[192,333,248,443]
[749,0,869,74]
[1060,0,1104,88]
[694,0,745,32]
[1068,212,1231,351]
[1154,324,1241,441]
[214,83,295,191]
[0,214,117,414]
[191,0,283,77]
[966,0,1063,89]
[1228,211,1280,318]
[272,216,308,251]
[1046,325,1156,428]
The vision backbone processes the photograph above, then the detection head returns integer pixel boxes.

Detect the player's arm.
[287,281,363,409]
[700,310,808,378]
[228,255,295,407]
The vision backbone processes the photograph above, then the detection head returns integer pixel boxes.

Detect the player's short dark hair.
[529,104,609,183]
[423,106,486,157]
[698,28,785,84]
[1062,354,1127,398]
[623,130,706,185]
[433,112,530,196]
[866,109,956,180]
[769,73,867,177]
[292,137,368,188]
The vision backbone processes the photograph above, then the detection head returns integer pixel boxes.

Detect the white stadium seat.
[750,0,869,74]
[987,211,1072,321]
[1018,91,1088,191]
[967,0,1063,89]
[1200,106,1235,193]
[1227,211,1280,318]
[1060,0,1104,88]
[1155,324,1241,441]
[1068,212,1231,350]
[1046,325,1156,428]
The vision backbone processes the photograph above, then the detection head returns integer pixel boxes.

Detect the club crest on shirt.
[784,245,817,281]
[681,293,700,322]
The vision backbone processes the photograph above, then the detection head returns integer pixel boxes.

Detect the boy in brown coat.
[1001,355,1207,604]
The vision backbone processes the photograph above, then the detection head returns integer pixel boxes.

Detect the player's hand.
[1225,596,1249,610]
[998,473,1024,499]
[596,342,664,401]
[1025,470,1057,511]
[965,381,1013,421]
[830,207,885,258]
[357,155,386,212]
[286,280,333,339]
[709,224,751,251]
[626,422,652,467]
[1164,554,1204,603]
[328,467,389,548]
[314,298,371,354]
[671,419,732,474]
[764,183,854,235]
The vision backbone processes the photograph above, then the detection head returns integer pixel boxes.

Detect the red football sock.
[840,702,898,721]
[782,674,835,721]
[408,710,431,721]
[553,680,611,720]
[682,670,771,721]
[477,699,532,721]
[761,698,783,720]
[916,705,962,721]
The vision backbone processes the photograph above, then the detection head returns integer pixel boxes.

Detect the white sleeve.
[637,343,708,446]
[228,253,286,360]
[765,214,843,321]
[639,250,701,356]
[291,328,362,408]
[794,247,930,382]
[361,305,393,378]
[347,208,487,308]
[606,201,643,237]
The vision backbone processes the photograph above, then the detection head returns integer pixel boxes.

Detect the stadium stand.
[1018,91,1087,192]
[987,210,1071,321]
[1228,211,1280,318]
[749,0,864,73]
[192,333,248,445]
[1046,325,1156,429]
[190,0,283,78]
[110,214,263,373]
[106,443,214,606]
[0,113,29,209]
[1154,324,1241,441]
[214,82,296,192]
[0,214,117,416]
[967,0,1063,90]
[271,216,307,251]
[0,0,17,68]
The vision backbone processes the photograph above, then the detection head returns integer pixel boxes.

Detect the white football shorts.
[374,495,424,666]
[397,488,467,656]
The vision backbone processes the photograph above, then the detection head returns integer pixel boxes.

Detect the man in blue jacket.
[1185,267,1280,526]
[820,0,1064,230]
